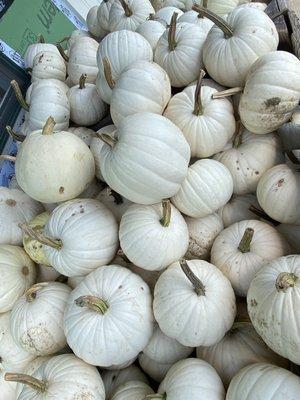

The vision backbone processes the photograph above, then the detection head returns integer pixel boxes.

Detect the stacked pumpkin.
[1,0,300,398]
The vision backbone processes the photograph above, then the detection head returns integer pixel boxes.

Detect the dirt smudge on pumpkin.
[59,186,65,194]
[22,266,29,276]
[264,97,281,108]
[6,199,16,206]
[250,299,257,307]
[277,178,284,187]
[21,324,57,355]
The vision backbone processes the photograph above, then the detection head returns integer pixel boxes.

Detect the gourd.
[86,5,107,39]
[111,380,154,400]
[25,199,118,277]
[226,363,300,399]
[164,72,235,157]
[10,282,71,355]
[211,220,290,297]
[257,164,300,224]
[213,129,284,195]
[24,36,60,68]
[31,51,66,82]
[15,117,95,203]
[171,159,233,218]
[138,353,172,382]
[64,265,153,367]
[178,10,214,32]
[67,126,95,146]
[67,36,99,85]
[248,255,300,364]
[97,0,115,31]
[198,5,279,87]
[155,15,207,87]
[149,358,225,400]
[155,6,184,23]
[0,187,43,245]
[0,245,36,313]
[110,61,171,126]
[25,78,69,104]
[96,187,132,222]
[186,0,239,15]
[96,30,153,104]
[239,51,300,134]
[119,200,189,271]
[5,353,105,400]
[197,322,289,388]
[185,213,224,260]
[100,112,190,204]
[277,224,300,253]
[136,20,165,50]
[218,194,261,227]
[153,260,236,347]
[108,0,155,32]
[67,74,107,126]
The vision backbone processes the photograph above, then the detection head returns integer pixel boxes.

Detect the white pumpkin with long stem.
[111,380,154,400]
[64,265,153,367]
[10,282,71,356]
[31,51,66,82]
[86,5,107,39]
[5,354,105,400]
[0,187,43,246]
[138,353,172,382]
[186,0,239,15]
[277,224,300,253]
[155,14,207,87]
[0,245,36,313]
[155,6,183,23]
[171,159,233,218]
[257,163,300,224]
[218,194,261,227]
[15,117,95,203]
[96,187,132,222]
[154,259,236,347]
[100,112,190,204]
[109,0,155,32]
[136,19,165,50]
[226,363,300,400]
[164,71,235,158]
[196,5,279,87]
[110,61,171,126]
[67,74,107,126]
[24,36,60,68]
[248,255,300,364]
[185,213,224,260]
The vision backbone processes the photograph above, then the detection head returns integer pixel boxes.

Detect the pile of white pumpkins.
[1,0,300,398]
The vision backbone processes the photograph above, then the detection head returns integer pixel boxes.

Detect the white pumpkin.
[6,353,105,400]
[96,186,132,222]
[31,51,66,83]
[239,2,267,10]
[239,51,300,134]
[185,213,224,260]
[171,159,233,218]
[248,255,300,364]
[10,282,71,356]
[110,61,171,126]
[257,164,300,224]
[155,18,207,87]
[136,20,165,50]
[111,380,154,400]
[96,30,153,104]
[213,130,284,195]
[152,358,225,399]
[138,353,172,382]
[97,0,115,31]
[67,126,95,146]
[24,40,60,68]
[151,1,186,12]
[178,10,214,32]
[154,259,236,347]
[67,74,107,126]
[186,0,239,15]
[0,245,36,313]
[66,29,91,51]
[155,6,184,23]
[25,78,69,105]
[36,264,61,283]
[164,79,235,158]
[200,6,279,87]
[86,5,107,39]
[0,187,43,246]
[277,224,300,253]
[218,194,261,228]
[64,265,153,367]
[120,201,189,271]
[100,112,190,204]
[67,36,99,85]
[15,118,95,203]
[197,322,289,388]
[226,363,300,400]
[109,0,155,32]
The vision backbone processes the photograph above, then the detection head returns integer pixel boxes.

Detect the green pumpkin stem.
[238,228,254,253]
[5,373,46,392]
[10,80,30,111]
[198,0,208,17]
[193,69,206,116]
[75,295,109,314]
[180,259,206,296]
[168,12,178,51]
[160,199,171,227]
[120,0,132,17]
[18,223,62,251]
[275,272,298,293]
[103,57,115,89]
[192,5,233,38]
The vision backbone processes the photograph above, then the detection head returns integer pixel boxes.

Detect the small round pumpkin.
[136,19,165,50]
[24,40,60,69]
[86,5,107,39]
[31,51,66,82]
[109,0,155,32]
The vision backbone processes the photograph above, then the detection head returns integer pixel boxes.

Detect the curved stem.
[5,373,46,392]
[238,228,254,253]
[233,121,244,148]
[97,133,117,147]
[10,80,29,111]
[109,189,124,205]
[249,205,279,226]
[75,295,109,314]
[6,126,26,142]
[180,259,206,296]
[168,12,178,51]
[160,199,171,227]
[37,34,45,43]
[0,155,16,163]
[103,57,115,89]
[212,87,243,99]
[276,272,298,293]
[25,283,48,302]
[193,69,206,116]
[145,394,166,399]
[198,0,208,18]
[119,0,132,17]
[192,5,233,38]
[79,74,87,89]
[56,44,69,62]
[18,223,62,251]
[57,35,70,44]
[42,117,55,135]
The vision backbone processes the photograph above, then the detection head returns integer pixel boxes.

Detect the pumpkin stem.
[180,259,206,296]
[238,228,254,253]
[18,223,62,251]
[79,74,87,89]
[10,80,30,111]
[25,283,48,302]
[233,121,244,148]
[198,0,208,18]
[103,57,115,89]
[117,249,131,263]
[37,34,45,43]
[109,189,124,205]
[57,36,70,44]
[160,199,171,227]
[119,0,132,17]
[249,205,279,226]
[192,5,233,38]
[145,394,166,399]
[6,126,26,142]
[275,272,298,293]
[0,155,16,163]
[286,150,300,166]
[75,295,109,314]
[193,69,206,116]
[271,8,288,20]
[168,12,178,51]
[56,43,69,62]
[212,87,243,99]
[5,373,46,392]
[98,133,117,147]
[42,117,56,135]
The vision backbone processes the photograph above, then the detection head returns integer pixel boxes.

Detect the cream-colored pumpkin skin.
[138,353,172,382]
[111,380,154,400]
[24,43,60,68]
[67,29,91,51]
[86,5,107,39]
[186,0,239,15]
[136,20,165,50]
[109,0,155,32]
[25,79,69,104]
[67,126,95,146]
[155,6,184,24]
[218,194,260,227]
[31,51,66,82]
[178,10,214,31]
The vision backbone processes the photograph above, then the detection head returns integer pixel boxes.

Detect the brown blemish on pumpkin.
[22,266,29,276]
[255,171,259,175]
[6,199,16,206]
[264,97,281,108]
[140,287,144,291]
[277,178,284,187]
[250,299,257,307]
[59,186,64,194]
[38,54,44,63]
[118,285,123,289]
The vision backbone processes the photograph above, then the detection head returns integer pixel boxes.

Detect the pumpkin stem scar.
[5,373,47,392]
[168,12,178,51]
[193,69,206,116]
[79,74,87,89]
[160,199,171,227]
[180,259,206,296]
[10,80,30,111]
[120,0,132,17]
[75,295,109,314]
[42,117,56,135]
[103,57,115,89]
[212,87,243,99]
[6,126,26,142]
[25,283,49,303]
[275,272,298,292]
[238,228,254,253]
[56,43,69,62]
[192,5,234,38]
[18,223,62,251]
